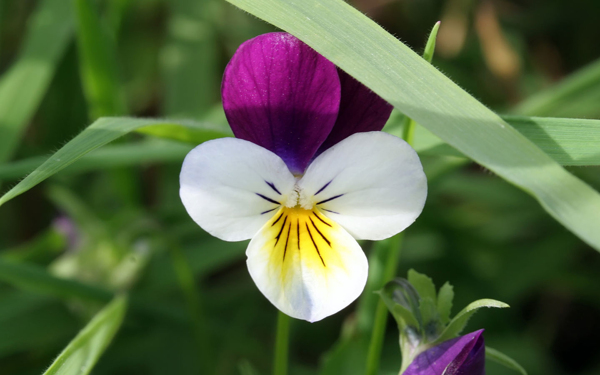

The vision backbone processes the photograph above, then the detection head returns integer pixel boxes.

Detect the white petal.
[180,138,296,241]
[247,207,368,322]
[298,132,427,240]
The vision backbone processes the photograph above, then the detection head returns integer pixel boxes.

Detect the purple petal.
[316,69,393,154]
[404,330,485,375]
[222,32,341,174]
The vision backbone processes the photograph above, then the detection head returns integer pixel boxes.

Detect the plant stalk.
[365,234,404,375]
[273,311,291,375]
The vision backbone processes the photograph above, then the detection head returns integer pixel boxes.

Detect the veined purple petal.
[316,69,393,154]
[404,330,485,375]
[222,32,341,174]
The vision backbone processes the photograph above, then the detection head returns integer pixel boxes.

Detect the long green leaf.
[486,346,528,375]
[0,117,230,207]
[73,0,126,118]
[514,58,600,118]
[224,0,600,251]
[0,140,193,181]
[0,0,73,162]
[396,116,600,166]
[43,295,127,375]
[434,299,509,344]
[504,116,600,166]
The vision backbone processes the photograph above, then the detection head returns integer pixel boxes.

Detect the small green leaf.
[486,346,528,375]
[407,269,437,302]
[437,282,454,325]
[434,299,509,343]
[422,21,440,64]
[43,295,127,375]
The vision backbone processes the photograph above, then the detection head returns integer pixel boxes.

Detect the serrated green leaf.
[437,282,454,325]
[407,269,437,302]
[0,0,73,163]
[223,0,600,252]
[0,117,230,207]
[486,346,528,375]
[434,299,509,344]
[43,295,127,375]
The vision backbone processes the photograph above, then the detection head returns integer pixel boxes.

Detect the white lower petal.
[180,138,296,241]
[246,207,368,322]
[297,132,427,240]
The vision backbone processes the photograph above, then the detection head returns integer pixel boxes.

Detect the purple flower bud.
[404,330,485,375]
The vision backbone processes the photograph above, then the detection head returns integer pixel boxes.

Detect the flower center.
[283,184,313,210]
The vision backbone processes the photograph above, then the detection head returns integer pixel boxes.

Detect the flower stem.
[170,246,213,373]
[365,233,404,375]
[273,311,291,375]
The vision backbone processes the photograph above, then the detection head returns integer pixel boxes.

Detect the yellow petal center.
[263,206,346,283]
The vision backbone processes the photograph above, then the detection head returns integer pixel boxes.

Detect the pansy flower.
[404,330,485,375]
[180,33,427,322]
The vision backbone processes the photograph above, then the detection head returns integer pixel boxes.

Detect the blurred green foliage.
[0,0,599,375]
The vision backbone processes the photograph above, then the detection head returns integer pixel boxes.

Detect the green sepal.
[407,269,437,303]
[377,279,421,330]
[436,282,454,325]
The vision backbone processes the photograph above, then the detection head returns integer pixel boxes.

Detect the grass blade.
[0,117,230,207]
[434,299,509,344]
[0,0,73,162]
[486,346,528,375]
[42,295,127,375]
[73,0,126,118]
[223,0,600,251]
[163,0,219,117]
[514,58,600,118]
[0,140,193,181]
[399,116,600,166]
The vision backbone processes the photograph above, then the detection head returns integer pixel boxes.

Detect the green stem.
[273,311,291,375]
[170,246,213,373]
[401,117,416,146]
[365,234,404,375]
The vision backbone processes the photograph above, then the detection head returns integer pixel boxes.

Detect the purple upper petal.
[404,330,485,375]
[316,69,393,154]
[222,32,341,174]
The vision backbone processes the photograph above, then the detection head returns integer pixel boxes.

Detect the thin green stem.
[170,246,213,373]
[273,311,291,375]
[401,117,416,146]
[365,233,404,375]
